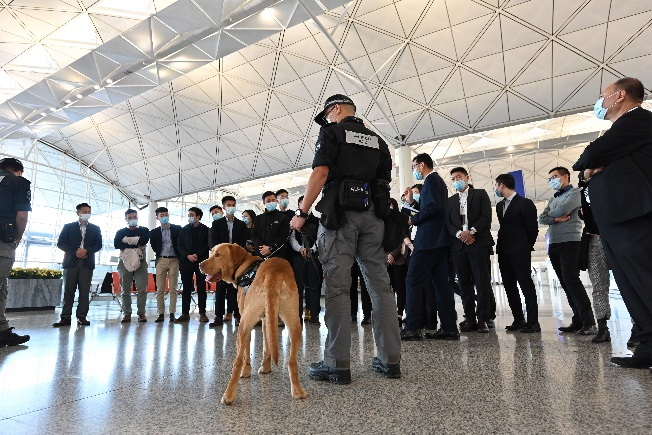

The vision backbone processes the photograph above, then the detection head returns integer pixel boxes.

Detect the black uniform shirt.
[0,170,32,225]
[312,117,392,184]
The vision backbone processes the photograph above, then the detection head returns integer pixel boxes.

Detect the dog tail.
[264,290,280,366]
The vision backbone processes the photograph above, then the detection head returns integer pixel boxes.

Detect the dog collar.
[236,260,263,293]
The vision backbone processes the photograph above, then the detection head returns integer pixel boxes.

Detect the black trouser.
[215,281,239,319]
[350,262,371,319]
[388,263,407,316]
[600,212,652,359]
[405,247,456,332]
[499,251,538,324]
[421,279,438,329]
[452,246,493,323]
[293,254,322,319]
[448,251,461,296]
[548,241,594,327]
[179,261,206,315]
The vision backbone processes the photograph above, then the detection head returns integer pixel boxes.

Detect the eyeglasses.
[411,162,421,169]
[547,175,560,182]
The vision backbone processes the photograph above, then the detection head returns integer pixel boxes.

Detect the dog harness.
[236,260,263,294]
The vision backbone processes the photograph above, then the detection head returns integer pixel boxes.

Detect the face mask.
[452,180,466,191]
[212,213,223,221]
[495,189,502,198]
[80,214,91,222]
[413,193,420,203]
[127,219,138,227]
[265,202,277,212]
[593,91,619,120]
[549,178,562,191]
[225,207,236,216]
[413,169,423,181]
[279,198,290,208]
[188,217,196,225]
[242,216,250,225]
[402,201,410,208]
[159,217,170,225]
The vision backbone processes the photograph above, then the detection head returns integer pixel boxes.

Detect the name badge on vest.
[345,130,379,149]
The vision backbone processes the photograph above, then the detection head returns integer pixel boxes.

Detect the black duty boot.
[592,317,611,343]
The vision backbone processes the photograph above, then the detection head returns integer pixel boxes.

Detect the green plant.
[9,267,63,280]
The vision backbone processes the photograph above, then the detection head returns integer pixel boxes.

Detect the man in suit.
[447,167,495,333]
[495,174,540,332]
[252,191,290,259]
[149,206,181,323]
[401,153,458,341]
[209,196,247,327]
[53,203,102,327]
[573,77,652,369]
[176,207,210,323]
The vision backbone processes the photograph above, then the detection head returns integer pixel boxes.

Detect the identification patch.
[345,130,379,149]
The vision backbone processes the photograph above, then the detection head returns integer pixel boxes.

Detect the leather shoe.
[138,314,147,323]
[175,314,190,322]
[121,315,131,323]
[486,319,496,329]
[400,329,423,341]
[209,318,223,328]
[361,317,372,325]
[460,322,478,332]
[199,314,209,322]
[77,317,90,326]
[611,355,652,368]
[577,324,597,335]
[52,317,72,327]
[519,322,541,333]
[154,314,165,323]
[477,321,489,333]
[431,329,460,341]
[558,323,582,332]
[371,357,401,378]
[505,320,527,331]
[309,361,351,384]
[459,318,469,328]
[169,314,176,322]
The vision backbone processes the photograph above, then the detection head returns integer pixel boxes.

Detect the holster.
[0,223,16,244]
[371,179,391,218]
[316,180,347,230]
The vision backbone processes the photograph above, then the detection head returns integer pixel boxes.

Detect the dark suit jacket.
[496,194,538,255]
[252,210,290,258]
[210,217,247,248]
[411,172,452,251]
[177,223,210,263]
[149,224,182,261]
[573,107,652,225]
[447,187,494,251]
[57,222,103,269]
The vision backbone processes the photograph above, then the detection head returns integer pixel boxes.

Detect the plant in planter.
[6,267,63,310]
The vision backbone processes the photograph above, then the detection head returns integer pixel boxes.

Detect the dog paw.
[258,365,272,375]
[240,366,252,378]
[221,394,236,405]
[292,386,308,399]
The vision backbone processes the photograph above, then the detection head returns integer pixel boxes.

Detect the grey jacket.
[538,186,583,244]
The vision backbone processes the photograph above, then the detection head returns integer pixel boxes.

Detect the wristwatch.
[295,209,309,218]
[469,228,477,236]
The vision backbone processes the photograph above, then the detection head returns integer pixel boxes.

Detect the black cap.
[314,94,356,126]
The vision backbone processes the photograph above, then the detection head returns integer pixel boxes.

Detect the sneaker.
[199,314,209,322]
[371,357,401,378]
[154,314,165,323]
[138,314,147,323]
[223,313,233,322]
[0,327,30,347]
[309,361,351,384]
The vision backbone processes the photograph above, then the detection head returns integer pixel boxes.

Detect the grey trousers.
[118,260,148,315]
[61,261,93,319]
[318,207,401,368]
[0,253,15,333]
[587,235,611,320]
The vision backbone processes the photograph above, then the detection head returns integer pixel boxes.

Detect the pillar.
[147,201,158,263]
[396,145,414,197]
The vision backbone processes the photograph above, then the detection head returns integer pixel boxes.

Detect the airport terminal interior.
[1,0,652,433]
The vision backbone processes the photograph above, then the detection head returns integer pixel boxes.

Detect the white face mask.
[80,213,91,221]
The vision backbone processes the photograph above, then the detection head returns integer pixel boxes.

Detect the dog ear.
[229,244,248,268]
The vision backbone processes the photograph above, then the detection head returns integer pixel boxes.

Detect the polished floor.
[1,282,651,434]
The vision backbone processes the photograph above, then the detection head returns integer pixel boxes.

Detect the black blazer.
[251,210,290,258]
[210,217,247,248]
[149,224,182,261]
[447,187,494,251]
[57,222,103,269]
[496,194,538,255]
[410,172,452,251]
[177,223,210,262]
[573,107,652,225]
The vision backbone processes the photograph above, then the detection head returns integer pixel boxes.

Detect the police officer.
[290,94,401,383]
[0,158,31,347]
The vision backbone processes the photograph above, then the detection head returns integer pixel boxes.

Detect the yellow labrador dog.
[199,243,308,405]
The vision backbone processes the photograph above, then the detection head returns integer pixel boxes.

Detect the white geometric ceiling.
[2,0,652,204]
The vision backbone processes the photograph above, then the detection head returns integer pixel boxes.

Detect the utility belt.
[0,223,17,244]
[316,178,391,230]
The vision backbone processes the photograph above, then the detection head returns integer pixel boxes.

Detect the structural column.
[147,201,158,263]
[396,145,414,197]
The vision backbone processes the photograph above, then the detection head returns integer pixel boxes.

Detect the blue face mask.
[413,193,420,203]
[188,217,196,225]
[242,216,250,225]
[127,219,138,227]
[212,213,223,221]
[413,169,423,181]
[452,180,466,191]
[549,178,562,191]
[159,217,170,225]
[265,202,277,212]
[225,207,236,216]
[80,213,91,222]
[495,189,502,198]
[593,91,619,120]
[279,198,290,208]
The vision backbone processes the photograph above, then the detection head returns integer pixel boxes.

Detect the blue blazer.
[410,171,452,251]
[57,222,103,269]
